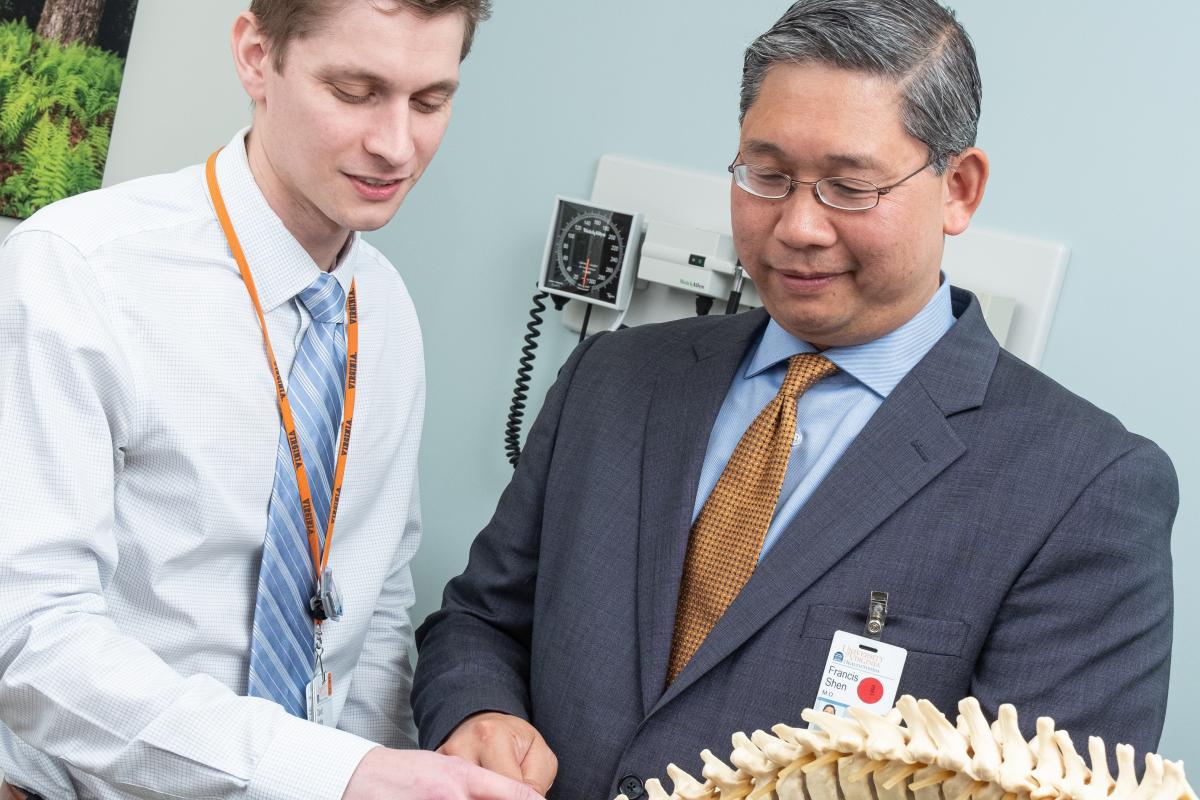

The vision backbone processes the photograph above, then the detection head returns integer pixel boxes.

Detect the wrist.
[247,710,376,800]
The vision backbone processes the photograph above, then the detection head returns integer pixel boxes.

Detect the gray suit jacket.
[413,289,1177,800]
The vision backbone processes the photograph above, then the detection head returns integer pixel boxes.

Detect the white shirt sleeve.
[0,230,374,799]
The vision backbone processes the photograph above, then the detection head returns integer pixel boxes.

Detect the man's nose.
[364,102,417,167]
[773,185,838,249]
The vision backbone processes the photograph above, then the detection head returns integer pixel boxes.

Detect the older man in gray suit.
[413,2,1178,798]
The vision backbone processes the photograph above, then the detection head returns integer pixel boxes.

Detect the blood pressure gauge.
[538,197,643,310]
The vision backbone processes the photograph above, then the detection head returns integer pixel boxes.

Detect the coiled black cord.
[505,291,550,467]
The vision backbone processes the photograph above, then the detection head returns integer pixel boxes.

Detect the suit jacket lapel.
[649,289,999,715]
[636,309,769,715]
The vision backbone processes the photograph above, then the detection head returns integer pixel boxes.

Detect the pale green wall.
[2,0,1193,766]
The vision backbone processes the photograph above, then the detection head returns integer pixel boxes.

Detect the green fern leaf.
[17,112,73,214]
[0,72,46,148]
[0,21,35,98]
[84,117,110,172]
[66,138,99,196]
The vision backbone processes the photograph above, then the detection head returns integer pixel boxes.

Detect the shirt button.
[618,775,645,798]
[792,430,804,448]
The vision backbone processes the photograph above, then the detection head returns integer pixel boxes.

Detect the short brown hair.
[248,0,493,69]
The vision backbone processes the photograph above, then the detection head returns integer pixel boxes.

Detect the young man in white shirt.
[0,2,540,799]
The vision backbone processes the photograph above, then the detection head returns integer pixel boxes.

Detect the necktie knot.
[780,353,838,399]
[297,273,345,323]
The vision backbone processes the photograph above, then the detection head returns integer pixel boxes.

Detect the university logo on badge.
[833,651,844,663]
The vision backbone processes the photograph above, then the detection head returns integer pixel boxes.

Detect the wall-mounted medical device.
[538,197,643,311]
[507,197,648,467]
[637,220,738,300]
[509,204,749,467]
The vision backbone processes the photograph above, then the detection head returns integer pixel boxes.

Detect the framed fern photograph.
[0,0,139,220]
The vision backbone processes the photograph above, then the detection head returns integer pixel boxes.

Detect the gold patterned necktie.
[667,353,839,685]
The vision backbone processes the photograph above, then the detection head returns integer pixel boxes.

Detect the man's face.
[732,62,954,348]
[247,2,464,245]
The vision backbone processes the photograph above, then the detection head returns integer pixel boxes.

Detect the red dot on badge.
[857,677,884,704]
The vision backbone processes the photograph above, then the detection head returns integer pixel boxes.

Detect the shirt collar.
[211,127,358,312]
[745,277,955,398]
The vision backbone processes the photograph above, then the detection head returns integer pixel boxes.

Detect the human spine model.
[615,696,1195,800]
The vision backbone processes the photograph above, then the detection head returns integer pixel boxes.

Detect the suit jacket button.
[618,775,645,798]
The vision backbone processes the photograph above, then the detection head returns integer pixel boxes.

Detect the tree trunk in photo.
[36,0,107,47]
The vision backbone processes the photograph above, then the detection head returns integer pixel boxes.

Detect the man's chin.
[341,204,405,234]
[769,307,857,349]
[349,219,390,233]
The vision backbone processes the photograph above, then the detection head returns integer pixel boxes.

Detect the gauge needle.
[581,257,591,290]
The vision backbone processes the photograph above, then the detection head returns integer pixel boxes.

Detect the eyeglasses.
[728,156,932,211]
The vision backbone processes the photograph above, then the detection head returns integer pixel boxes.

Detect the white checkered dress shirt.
[0,129,425,799]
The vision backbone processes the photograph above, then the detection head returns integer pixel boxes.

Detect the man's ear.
[231,11,272,106]
[942,147,989,235]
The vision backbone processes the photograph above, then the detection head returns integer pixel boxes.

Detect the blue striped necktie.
[248,272,347,716]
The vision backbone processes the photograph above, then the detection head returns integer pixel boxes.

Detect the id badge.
[306,671,335,726]
[812,630,907,717]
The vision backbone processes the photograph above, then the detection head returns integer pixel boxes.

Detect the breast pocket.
[800,604,968,658]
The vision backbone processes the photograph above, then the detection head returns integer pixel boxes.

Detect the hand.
[342,747,544,800]
[2,783,26,800]
[438,712,559,796]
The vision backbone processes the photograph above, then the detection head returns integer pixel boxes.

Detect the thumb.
[518,743,557,796]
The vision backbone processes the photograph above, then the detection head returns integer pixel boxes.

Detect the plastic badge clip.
[309,569,345,622]
[865,590,888,639]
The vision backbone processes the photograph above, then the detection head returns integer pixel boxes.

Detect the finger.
[438,714,509,763]
[443,720,528,786]
[465,764,546,800]
[475,733,527,787]
[518,738,559,795]
[438,727,496,767]
[438,737,478,762]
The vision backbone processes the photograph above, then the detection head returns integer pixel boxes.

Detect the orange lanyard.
[205,150,358,588]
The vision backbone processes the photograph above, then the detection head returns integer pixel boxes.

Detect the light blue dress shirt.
[692,279,955,559]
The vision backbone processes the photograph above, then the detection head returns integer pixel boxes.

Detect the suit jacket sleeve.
[412,334,604,750]
[970,437,1177,755]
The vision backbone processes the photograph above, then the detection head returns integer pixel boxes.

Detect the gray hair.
[740,0,981,173]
